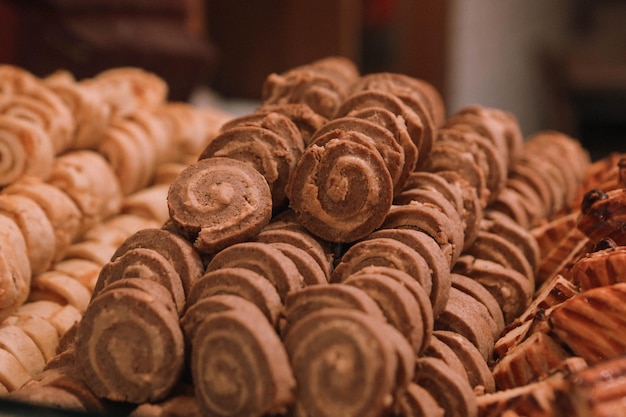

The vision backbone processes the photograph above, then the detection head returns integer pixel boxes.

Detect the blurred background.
[1,0,624,160]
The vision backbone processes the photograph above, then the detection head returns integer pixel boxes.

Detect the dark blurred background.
[1,0,624,160]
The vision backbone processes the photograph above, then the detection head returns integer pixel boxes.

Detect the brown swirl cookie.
[167,157,272,255]
[186,267,282,328]
[285,137,393,242]
[191,300,295,417]
[331,237,433,297]
[198,124,301,210]
[75,279,184,403]
[205,241,304,301]
[366,228,450,316]
[284,308,398,417]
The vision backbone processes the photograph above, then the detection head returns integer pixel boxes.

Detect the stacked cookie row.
[0,65,233,394]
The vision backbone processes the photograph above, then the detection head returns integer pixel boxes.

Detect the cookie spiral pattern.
[286,138,393,242]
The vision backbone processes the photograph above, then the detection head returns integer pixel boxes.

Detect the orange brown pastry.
[578,188,626,246]
[0,193,56,275]
[492,332,571,390]
[3,176,83,262]
[81,67,168,118]
[186,267,283,328]
[570,245,626,290]
[565,354,626,417]
[284,308,398,417]
[205,241,304,301]
[75,279,184,403]
[167,157,272,255]
[189,297,295,417]
[0,114,55,187]
[285,137,393,242]
[549,283,626,364]
[48,150,123,237]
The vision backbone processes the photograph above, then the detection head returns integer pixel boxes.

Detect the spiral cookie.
[281,284,386,336]
[205,242,304,301]
[335,90,425,161]
[285,137,393,242]
[284,308,398,417]
[199,124,300,211]
[332,237,433,297]
[368,228,450,316]
[349,72,445,128]
[0,115,54,186]
[434,287,497,361]
[253,103,328,147]
[167,157,272,255]
[93,248,187,315]
[453,255,533,324]
[110,228,204,297]
[342,270,431,355]
[309,117,406,192]
[347,106,418,187]
[413,357,478,417]
[186,267,283,327]
[396,383,445,417]
[261,56,358,119]
[381,202,465,266]
[254,225,334,280]
[75,279,184,403]
[190,300,295,417]
[0,213,31,317]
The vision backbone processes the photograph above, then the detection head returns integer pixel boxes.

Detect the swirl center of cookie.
[327,172,349,203]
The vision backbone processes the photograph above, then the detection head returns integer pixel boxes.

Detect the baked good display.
[4,57,626,417]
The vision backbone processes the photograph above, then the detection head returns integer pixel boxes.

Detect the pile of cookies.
[0,64,232,395]
[2,56,626,417]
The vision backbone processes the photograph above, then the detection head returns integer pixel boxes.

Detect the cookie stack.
[5,56,620,417]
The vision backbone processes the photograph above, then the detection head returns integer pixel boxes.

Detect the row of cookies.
[0,65,230,188]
